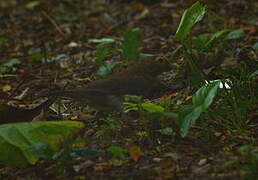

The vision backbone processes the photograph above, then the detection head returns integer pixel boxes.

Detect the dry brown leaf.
[129,146,144,162]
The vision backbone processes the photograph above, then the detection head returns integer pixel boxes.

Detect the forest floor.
[0,0,257,179]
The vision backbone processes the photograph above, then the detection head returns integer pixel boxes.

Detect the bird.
[47,59,171,111]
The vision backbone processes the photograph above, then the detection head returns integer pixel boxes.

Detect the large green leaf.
[193,29,230,52]
[192,81,220,111]
[177,82,220,137]
[175,2,206,41]
[121,28,142,61]
[178,105,202,137]
[0,121,84,167]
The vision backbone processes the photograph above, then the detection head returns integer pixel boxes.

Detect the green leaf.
[89,38,115,43]
[177,105,202,137]
[28,142,55,159]
[175,2,206,41]
[157,127,173,135]
[70,148,99,158]
[92,39,116,66]
[25,1,40,9]
[121,28,142,61]
[140,103,165,113]
[226,29,245,40]
[192,81,220,111]
[0,74,16,78]
[0,58,20,73]
[0,36,10,44]
[0,121,84,167]
[106,146,127,159]
[252,42,258,50]
[238,145,254,153]
[161,112,178,119]
[177,82,220,137]
[193,34,210,52]
[96,60,120,77]
[194,29,230,52]
[2,58,20,67]
[95,44,113,66]
[28,53,45,62]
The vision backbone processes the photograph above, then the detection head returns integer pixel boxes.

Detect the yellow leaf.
[2,85,12,92]
[223,145,233,151]
[185,96,192,101]
[136,131,147,136]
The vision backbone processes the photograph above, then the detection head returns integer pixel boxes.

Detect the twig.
[42,11,67,39]
[8,79,26,98]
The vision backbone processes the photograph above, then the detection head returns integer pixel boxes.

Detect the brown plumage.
[48,59,171,111]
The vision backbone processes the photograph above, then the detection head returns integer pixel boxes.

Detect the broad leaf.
[140,103,165,113]
[194,29,230,52]
[176,2,206,41]
[177,105,202,137]
[0,121,84,167]
[96,60,120,77]
[121,28,142,61]
[192,81,220,111]
[193,34,210,52]
[226,29,245,40]
[177,82,220,137]
[106,146,127,159]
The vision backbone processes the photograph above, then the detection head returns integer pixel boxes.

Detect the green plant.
[123,81,220,146]
[121,28,142,61]
[90,28,144,77]
[175,2,257,133]
[0,121,84,167]
[238,145,258,180]
[106,146,127,159]
[99,117,122,139]
[0,58,20,78]
[219,145,258,180]
[175,1,207,84]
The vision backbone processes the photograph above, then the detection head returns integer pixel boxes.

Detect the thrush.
[48,59,171,111]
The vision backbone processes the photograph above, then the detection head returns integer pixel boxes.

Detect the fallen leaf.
[198,158,207,166]
[128,146,144,162]
[162,92,177,100]
[2,84,12,92]
[136,131,147,136]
